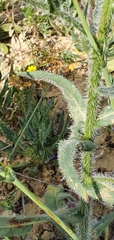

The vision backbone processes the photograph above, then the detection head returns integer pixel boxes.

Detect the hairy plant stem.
[78,51,102,239]
[73,0,114,108]
[72,1,114,239]
[72,0,98,52]
[78,200,92,240]
[96,0,113,45]
[83,50,102,183]
[96,0,114,108]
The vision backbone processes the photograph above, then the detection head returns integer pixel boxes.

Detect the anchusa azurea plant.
[0,1,114,240]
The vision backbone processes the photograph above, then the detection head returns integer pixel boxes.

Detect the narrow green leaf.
[0,214,49,237]
[3,86,15,108]
[0,223,32,237]
[0,78,8,98]
[44,185,81,239]
[0,215,48,228]
[58,9,86,34]
[0,167,79,240]
[94,175,114,183]
[0,176,6,182]
[0,123,18,143]
[0,140,12,153]
[96,106,114,127]
[44,120,53,141]
[17,71,86,125]
[93,211,114,238]
[56,112,64,135]
[58,139,89,202]
[98,86,114,97]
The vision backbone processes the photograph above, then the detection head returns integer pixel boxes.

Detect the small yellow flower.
[26,65,37,72]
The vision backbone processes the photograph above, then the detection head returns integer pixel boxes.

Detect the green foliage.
[1,193,15,210]
[0,215,47,238]
[96,106,114,128]
[1,0,114,239]
[16,1,114,238]
[20,0,86,37]
[44,184,81,240]
[45,184,77,211]
[58,139,88,202]
[0,0,6,12]
[0,122,18,143]
[0,195,80,239]
[98,85,114,97]
[0,165,80,240]
[60,51,77,63]
[18,98,69,162]
[0,23,22,40]
[0,219,32,238]
[0,87,69,164]
[0,78,16,119]
[17,71,86,127]
[21,4,51,38]
[0,43,8,55]
[93,211,114,239]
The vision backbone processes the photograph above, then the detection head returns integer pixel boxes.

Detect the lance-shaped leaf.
[93,175,114,184]
[58,139,89,202]
[44,184,81,240]
[95,106,114,128]
[98,86,114,97]
[92,211,114,239]
[85,175,114,205]
[0,217,32,237]
[0,122,18,143]
[17,71,86,125]
[0,214,50,237]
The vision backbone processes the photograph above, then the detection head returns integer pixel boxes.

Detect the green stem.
[72,1,113,238]
[102,66,111,87]
[78,51,102,240]
[0,167,79,240]
[104,226,109,240]
[82,50,102,184]
[72,0,114,109]
[14,178,78,240]
[96,0,114,109]
[72,0,98,52]
[102,66,114,109]
[78,200,92,240]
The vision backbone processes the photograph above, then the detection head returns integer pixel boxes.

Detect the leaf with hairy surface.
[17,71,86,127]
[85,175,114,205]
[92,211,114,239]
[98,86,114,97]
[58,138,89,202]
[96,106,114,128]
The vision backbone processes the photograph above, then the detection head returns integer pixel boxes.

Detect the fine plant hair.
[0,1,114,240]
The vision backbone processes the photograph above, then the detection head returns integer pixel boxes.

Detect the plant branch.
[0,167,79,240]
[72,0,98,52]
[72,0,114,109]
